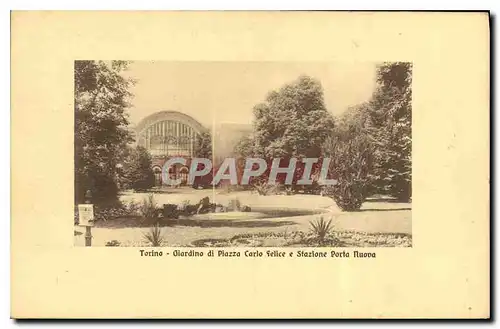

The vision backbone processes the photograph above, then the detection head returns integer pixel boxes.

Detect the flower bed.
[193,230,413,248]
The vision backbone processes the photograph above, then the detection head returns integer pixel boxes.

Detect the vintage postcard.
[11,11,490,318]
[73,61,412,251]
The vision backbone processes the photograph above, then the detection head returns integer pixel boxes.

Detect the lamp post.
[84,190,93,247]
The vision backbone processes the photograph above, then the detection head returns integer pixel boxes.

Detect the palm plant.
[309,216,334,245]
[254,179,272,195]
[143,224,165,247]
[140,194,158,219]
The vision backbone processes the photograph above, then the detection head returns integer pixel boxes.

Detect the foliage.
[308,216,334,245]
[177,200,199,217]
[196,196,214,214]
[251,75,335,159]
[191,238,230,247]
[93,206,130,221]
[326,182,366,211]
[253,179,277,196]
[74,60,134,205]
[126,145,155,192]
[366,62,412,201]
[206,230,412,248]
[236,75,334,162]
[105,240,121,247]
[193,131,213,159]
[74,201,141,224]
[114,145,134,190]
[284,186,294,195]
[143,224,165,247]
[162,204,180,219]
[233,75,334,193]
[140,194,159,219]
[233,135,256,158]
[122,200,142,216]
[322,114,374,211]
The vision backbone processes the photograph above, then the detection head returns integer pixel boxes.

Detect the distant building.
[135,111,207,186]
[135,111,252,186]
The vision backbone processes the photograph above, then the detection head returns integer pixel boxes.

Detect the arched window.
[136,111,206,158]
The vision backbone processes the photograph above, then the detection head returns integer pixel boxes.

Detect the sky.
[123,61,377,127]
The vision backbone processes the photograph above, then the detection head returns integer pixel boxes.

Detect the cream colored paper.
[11,11,490,318]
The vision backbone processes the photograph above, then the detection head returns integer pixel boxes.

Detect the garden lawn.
[74,189,411,247]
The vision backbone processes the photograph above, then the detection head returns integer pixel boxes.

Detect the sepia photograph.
[12,11,489,319]
[74,61,412,248]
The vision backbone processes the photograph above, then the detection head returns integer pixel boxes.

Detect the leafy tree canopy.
[127,146,155,191]
[367,62,412,201]
[74,60,134,205]
[252,75,334,158]
[193,131,213,159]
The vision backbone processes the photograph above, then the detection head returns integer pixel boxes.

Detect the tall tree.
[193,131,213,159]
[322,104,374,211]
[367,62,412,201]
[252,75,335,159]
[74,60,134,205]
[127,146,155,191]
[233,134,255,158]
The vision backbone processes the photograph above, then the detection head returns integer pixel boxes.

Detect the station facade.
[135,111,207,186]
[135,110,253,187]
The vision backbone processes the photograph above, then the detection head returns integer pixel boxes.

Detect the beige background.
[11,11,490,318]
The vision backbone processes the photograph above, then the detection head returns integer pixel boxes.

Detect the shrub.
[325,183,365,212]
[183,204,199,216]
[196,196,212,214]
[122,200,141,216]
[127,146,155,192]
[105,240,121,247]
[140,194,158,219]
[253,180,281,196]
[162,204,179,219]
[191,238,230,247]
[309,216,334,245]
[75,167,121,207]
[301,181,322,195]
[83,202,142,222]
[322,132,373,211]
[253,180,270,195]
[143,224,165,247]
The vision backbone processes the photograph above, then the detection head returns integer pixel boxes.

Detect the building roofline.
[135,110,208,136]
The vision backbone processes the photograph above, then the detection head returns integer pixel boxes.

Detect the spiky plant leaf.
[143,224,165,247]
[309,216,334,245]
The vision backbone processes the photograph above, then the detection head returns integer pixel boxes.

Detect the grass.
[75,191,411,247]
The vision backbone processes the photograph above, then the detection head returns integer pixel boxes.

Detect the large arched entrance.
[135,111,208,187]
[136,111,207,158]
